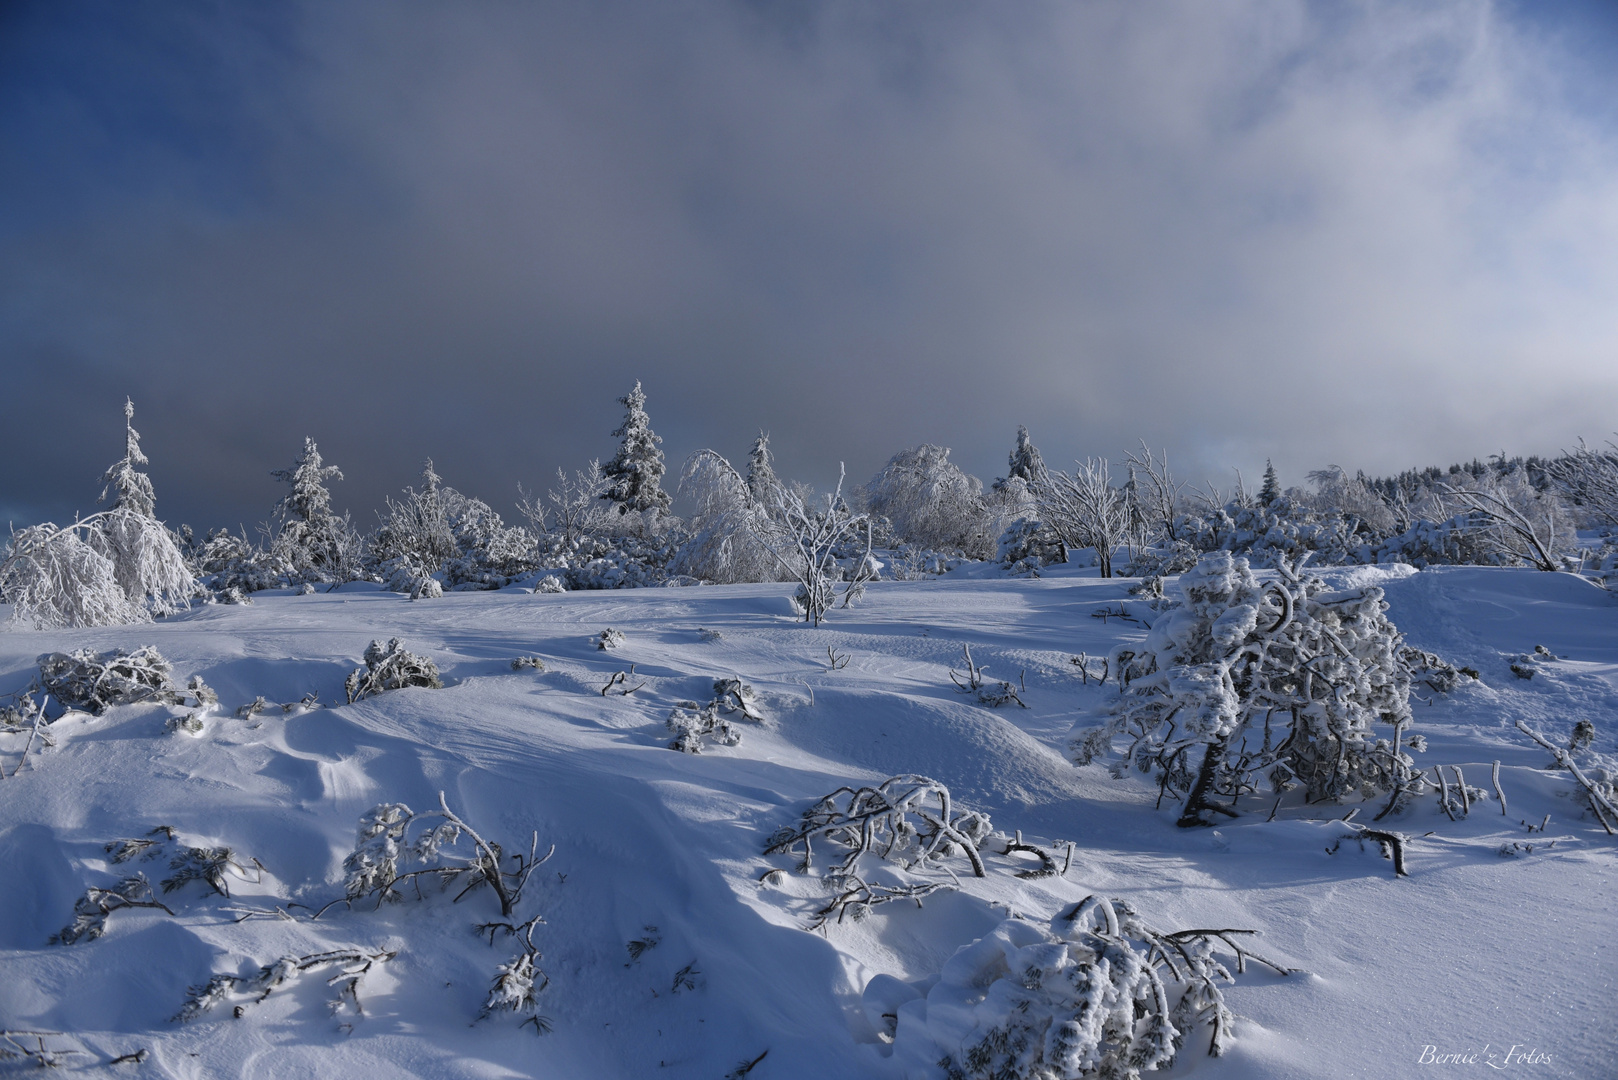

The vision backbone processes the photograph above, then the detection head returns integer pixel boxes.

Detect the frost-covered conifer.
[994,425,1048,493]
[1,400,192,625]
[1258,460,1281,507]
[601,381,673,517]
[270,438,354,582]
[100,399,156,518]
[746,433,782,505]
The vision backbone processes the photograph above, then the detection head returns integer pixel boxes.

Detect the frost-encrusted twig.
[670,963,701,994]
[624,925,661,963]
[334,793,552,917]
[826,645,850,671]
[162,845,263,898]
[172,948,397,1022]
[766,775,991,878]
[0,1030,91,1068]
[1517,719,1618,835]
[51,875,176,944]
[601,666,646,696]
[811,874,954,930]
[949,645,1026,708]
[1492,760,1508,816]
[344,638,442,703]
[998,830,1063,879]
[725,1050,769,1080]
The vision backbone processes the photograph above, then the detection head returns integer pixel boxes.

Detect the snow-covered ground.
[1,566,1614,1078]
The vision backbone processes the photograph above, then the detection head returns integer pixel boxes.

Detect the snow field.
[0,566,1614,1078]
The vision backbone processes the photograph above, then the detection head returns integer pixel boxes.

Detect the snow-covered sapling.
[882,896,1293,1079]
[344,639,443,703]
[478,914,551,1034]
[950,644,1026,708]
[766,775,992,878]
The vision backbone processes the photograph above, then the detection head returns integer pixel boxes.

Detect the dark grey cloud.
[3,0,1616,530]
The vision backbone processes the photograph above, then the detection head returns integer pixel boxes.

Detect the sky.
[3,0,1617,531]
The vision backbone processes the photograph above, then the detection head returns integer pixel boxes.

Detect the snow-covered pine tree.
[601,381,673,518]
[1258,460,1281,507]
[993,425,1048,493]
[88,398,193,615]
[270,438,353,582]
[100,398,156,518]
[2,399,192,625]
[746,433,782,506]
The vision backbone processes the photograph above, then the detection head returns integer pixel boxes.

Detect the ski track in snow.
[0,566,1613,1078]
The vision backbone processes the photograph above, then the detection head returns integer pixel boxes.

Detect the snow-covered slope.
[1,567,1613,1078]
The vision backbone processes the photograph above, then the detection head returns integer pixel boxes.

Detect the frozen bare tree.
[545,461,611,546]
[1438,470,1571,572]
[1122,442,1184,543]
[1040,458,1130,577]
[1548,435,1618,529]
[753,465,874,626]
[675,449,779,584]
[864,445,993,557]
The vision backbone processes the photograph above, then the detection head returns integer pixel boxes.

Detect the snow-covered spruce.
[269,438,362,586]
[1072,552,1418,825]
[766,775,992,878]
[880,896,1293,1079]
[344,639,442,703]
[601,380,673,520]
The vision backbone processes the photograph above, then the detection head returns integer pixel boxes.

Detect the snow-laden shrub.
[753,467,876,626]
[345,639,442,703]
[173,948,396,1024]
[380,554,444,599]
[996,518,1066,573]
[1074,552,1416,825]
[534,574,566,594]
[1371,512,1507,568]
[865,445,995,558]
[1,524,147,628]
[766,775,992,879]
[192,528,288,594]
[673,448,783,584]
[881,896,1292,1079]
[339,793,549,917]
[1182,497,1366,568]
[38,646,183,714]
[666,679,765,753]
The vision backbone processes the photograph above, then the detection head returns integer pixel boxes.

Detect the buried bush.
[345,639,442,703]
[37,647,214,715]
[878,896,1293,1079]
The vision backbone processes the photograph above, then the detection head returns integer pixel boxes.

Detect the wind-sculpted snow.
[0,566,1613,1077]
